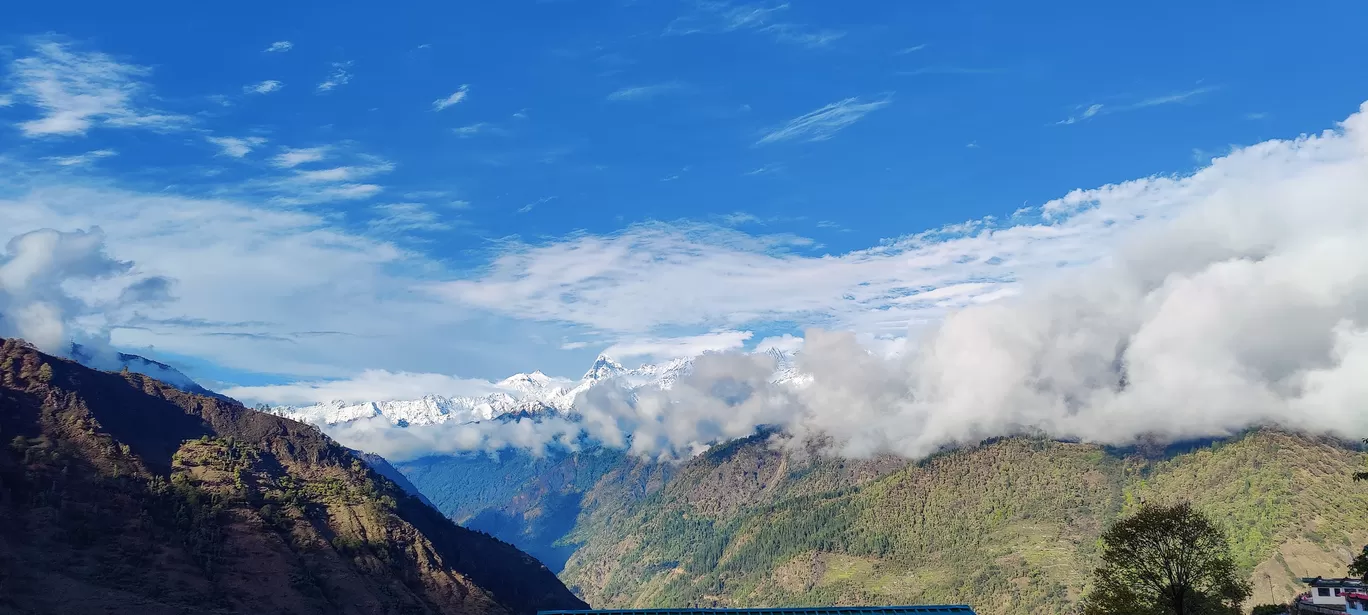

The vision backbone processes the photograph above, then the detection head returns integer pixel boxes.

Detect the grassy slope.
[557,431,1367,614]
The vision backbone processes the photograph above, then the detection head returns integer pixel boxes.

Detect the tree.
[1081,502,1252,615]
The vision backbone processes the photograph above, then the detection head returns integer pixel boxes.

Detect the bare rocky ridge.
[0,338,587,615]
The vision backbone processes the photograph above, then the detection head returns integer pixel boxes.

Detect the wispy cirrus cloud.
[366,203,454,234]
[453,122,510,138]
[264,41,293,53]
[293,161,394,183]
[757,95,892,145]
[607,82,685,102]
[1058,86,1218,125]
[666,1,844,48]
[898,66,1001,76]
[42,149,117,166]
[432,85,470,111]
[7,38,192,137]
[272,147,329,168]
[1056,103,1104,125]
[760,23,845,47]
[206,136,267,158]
[517,196,556,214]
[245,80,282,94]
[316,62,352,92]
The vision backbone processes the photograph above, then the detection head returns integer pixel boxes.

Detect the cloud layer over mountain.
[327,102,1368,461]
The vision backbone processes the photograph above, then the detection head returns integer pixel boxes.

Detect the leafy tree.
[1249,606,1287,615]
[1081,502,1252,615]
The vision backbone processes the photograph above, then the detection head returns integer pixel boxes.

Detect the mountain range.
[262,349,1368,614]
[269,351,803,428]
[13,339,1365,615]
[0,338,586,615]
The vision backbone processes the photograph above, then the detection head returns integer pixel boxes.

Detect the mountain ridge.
[268,351,799,429]
[0,337,586,615]
[390,428,1367,614]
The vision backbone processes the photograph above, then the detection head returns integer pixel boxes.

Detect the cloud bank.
[337,102,1368,462]
[0,227,167,357]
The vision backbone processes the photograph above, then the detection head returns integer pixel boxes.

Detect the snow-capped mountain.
[269,351,804,428]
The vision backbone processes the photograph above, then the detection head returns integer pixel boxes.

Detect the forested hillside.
[549,431,1366,614]
[397,445,672,572]
[0,339,586,615]
[398,426,1365,614]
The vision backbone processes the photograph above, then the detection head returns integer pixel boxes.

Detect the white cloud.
[1057,103,1104,125]
[367,203,453,234]
[517,196,555,214]
[382,101,1368,461]
[316,62,352,92]
[606,82,684,102]
[431,102,1368,360]
[895,44,928,55]
[603,330,754,361]
[245,80,283,94]
[453,122,488,137]
[432,85,470,111]
[453,122,509,138]
[43,149,117,166]
[0,95,13,107]
[294,163,393,183]
[758,95,892,145]
[264,41,293,53]
[1132,86,1217,108]
[262,151,393,205]
[206,136,267,158]
[0,227,166,355]
[761,23,845,47]
[754,333,804,354]
[272,147,329,168]
[0,172,445,379]
[666,2,840,48]
[223,369,501,406]
[8,39,191,137]
[743,163,782,176]
[1059,87,1215,125]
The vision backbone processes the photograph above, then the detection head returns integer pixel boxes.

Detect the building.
[1297,577,1368,611]
[540,607,977,615]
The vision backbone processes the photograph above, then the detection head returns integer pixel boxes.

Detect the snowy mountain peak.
[582,354,627,381]
[271,350,813,429]
[497,370,556,393]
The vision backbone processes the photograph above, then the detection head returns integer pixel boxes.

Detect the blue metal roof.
[540,607,976,615]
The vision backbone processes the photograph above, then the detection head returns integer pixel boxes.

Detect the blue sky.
[1,0,1366,403]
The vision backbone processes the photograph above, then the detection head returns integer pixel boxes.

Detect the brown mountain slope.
[0,339,587,615]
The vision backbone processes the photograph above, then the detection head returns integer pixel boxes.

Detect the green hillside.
[554,430,1368,614]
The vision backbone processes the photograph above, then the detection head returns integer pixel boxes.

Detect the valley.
[396,429,1368,614]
